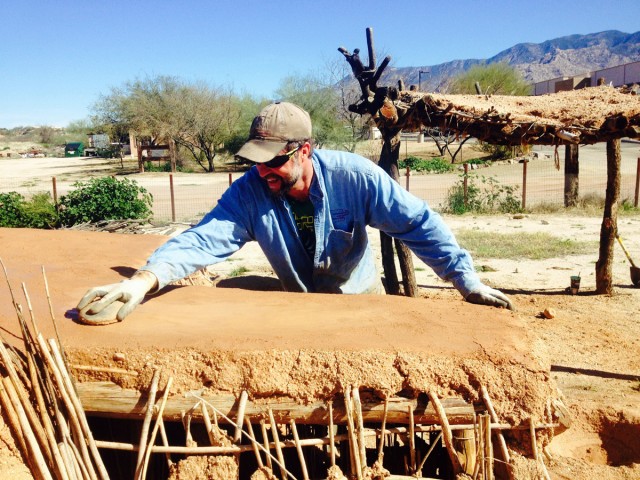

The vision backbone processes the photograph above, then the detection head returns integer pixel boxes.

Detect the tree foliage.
[91,76,248,172]
[275,65,366,152]
[450,63,531,96]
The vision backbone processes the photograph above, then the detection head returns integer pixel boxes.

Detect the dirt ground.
[1,154,640,479]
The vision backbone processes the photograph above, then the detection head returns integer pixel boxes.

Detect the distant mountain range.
[377,30,640,91]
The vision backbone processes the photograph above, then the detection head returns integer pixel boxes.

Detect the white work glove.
[77,272,157,323]
[465,284,514,310]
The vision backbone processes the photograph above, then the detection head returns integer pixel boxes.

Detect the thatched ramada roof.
[386,86,640,146]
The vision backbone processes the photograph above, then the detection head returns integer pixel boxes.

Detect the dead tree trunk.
[564,144,579,207]
[338,28,417,297]
[378,130,417,296]
[595,139,621,294]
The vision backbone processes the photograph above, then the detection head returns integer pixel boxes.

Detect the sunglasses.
[262,146,300,169]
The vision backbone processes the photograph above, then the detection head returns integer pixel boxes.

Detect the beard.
[267,157,303,198]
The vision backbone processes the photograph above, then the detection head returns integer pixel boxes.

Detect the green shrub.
[58,177,153,226]
[0,192,59,228]
[0,192,27,227]
[20,193,59,228]
[443,174,523,214]
[399,156,453,174]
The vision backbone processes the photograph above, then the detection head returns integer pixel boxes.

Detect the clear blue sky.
[2,0,639,128]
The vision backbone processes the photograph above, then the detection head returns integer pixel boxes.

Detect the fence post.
[169,174,176,222]
[522,159,528,210]
[51,177,58,206]
[635,157,639,208]
[405,166,410,191]
[463,163,469,207]
[228,173,232,187]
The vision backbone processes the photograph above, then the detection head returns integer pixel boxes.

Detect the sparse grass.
[228,266,250,277]
[455,229,596,260]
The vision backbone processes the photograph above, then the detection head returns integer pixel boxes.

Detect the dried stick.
[480,385,511,478]
[64,435,91,480]
[27,354,69,480]
[233,390,248,444]
[201,402,217,445]
[344,386,362,480]
[245,417,264,468]
[328,400,336,467]
[408,403,416,474]
[135,368,160,479]
[290,419,309,480]
[49,338,108,480]
[0,378,30,467]
[157,420,173,469]
[417,431,443,474]
[57,442,79,480]
[268,408,287,480]
[428,389,463,476]
[484,414,493,480]
[2,376,54,480]
[260,420,273,470]
[141,376,173,480]
[351,386,367,471]
[0,341,54,471]
[42,266,67,369]
[70,365,138,376]
[376,396,388,463]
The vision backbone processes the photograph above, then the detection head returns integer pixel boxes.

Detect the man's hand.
[465,284,514,310]
[77,271,158,323]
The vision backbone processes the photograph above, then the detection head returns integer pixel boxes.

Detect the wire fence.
[2,143,639,224]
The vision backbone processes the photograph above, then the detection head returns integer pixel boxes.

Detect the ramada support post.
[564,144,579,207]
[339,28,417,296]
[596,139,621,294]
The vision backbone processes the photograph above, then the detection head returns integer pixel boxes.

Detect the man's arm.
[364,162,514,310]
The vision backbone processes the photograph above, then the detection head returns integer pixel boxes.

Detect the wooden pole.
[596,139,621,294]
[135,369,160,479]
[377,397,388,463]
[141,376,173,480]
[169,174,176,222]
[228,173,233,186]
[635,157,639,208]
[352,387,367,471]
[463,163,469,207]
[428,389,463,476]
[290,419,310,480]
[268,408,287,480]
[233,390,248,444]
[484,414,493,480]
[51,177,58,206]
[328,400,336,467]
[405,166,410,191]
[522,158,528,210]
[564,144,579,207]
[480,385,511,479]
[244,418,264,468]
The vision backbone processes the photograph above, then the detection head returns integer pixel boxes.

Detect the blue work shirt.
[140,149,483,297]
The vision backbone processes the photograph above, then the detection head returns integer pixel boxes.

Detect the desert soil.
[1,155,640,479]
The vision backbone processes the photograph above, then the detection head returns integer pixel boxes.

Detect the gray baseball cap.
[236,102,312,163]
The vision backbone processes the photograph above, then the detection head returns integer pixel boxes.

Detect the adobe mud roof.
[393,86,640,146]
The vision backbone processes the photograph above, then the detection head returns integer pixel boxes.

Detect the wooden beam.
[76,381,474,425]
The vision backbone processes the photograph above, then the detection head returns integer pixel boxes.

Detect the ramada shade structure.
[340,28,640,294]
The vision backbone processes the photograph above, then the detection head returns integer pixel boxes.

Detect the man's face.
[256,149,303,197]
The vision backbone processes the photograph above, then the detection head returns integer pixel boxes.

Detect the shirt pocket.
[315,226,365,288]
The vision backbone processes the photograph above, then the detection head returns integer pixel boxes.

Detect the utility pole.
[418,70,430,91]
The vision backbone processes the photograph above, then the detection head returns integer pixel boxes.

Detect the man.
[78,102,513,323]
